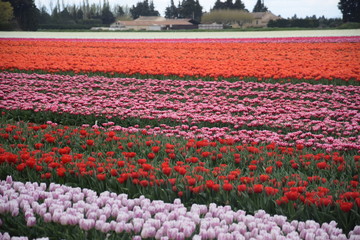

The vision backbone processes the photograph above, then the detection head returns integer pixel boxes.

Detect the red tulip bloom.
[16,163,26,171]
[296,144,304,150]
[248,165,257,171]
[97,173,106,181]
[168,178,176,185]
[138,159,147,164]
[162,167,172,176]
[57,167,66,177]
[110,169,118,176]
[177,167,187,175]
[34,143,43,149]
[147,152,155,159]
[319,198,332,207]
[117,176,127,184]
[265,166,273,174]
[187,178,196,186]
[223,183,233,191]
[265,186,279,196]
[260,174,270,182]
[339,201,353,212]
[61,154,72,164]
[316,161,328,169]
[106,151,115,157]
[201,151,211,158]
[152,146,160,153]
[355,198,360,207]
[212,184,220,192]
[143,163,152,171]
[41,172,51,179]
[86,140,94,146]
[253,184,263,193]
[140,180,149,187]
[206,180,214,189]
[285,191,301,201]
[237,184,247,192]
[291,163,299,169]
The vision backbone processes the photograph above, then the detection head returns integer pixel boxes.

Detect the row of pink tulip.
[1,176,359,240]
[4,36,360,43]
[0,232,48,240]
[1,72,359,151]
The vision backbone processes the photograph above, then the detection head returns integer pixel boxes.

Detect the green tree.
[0,1,14,24]
[165,0,179,18]
[338,0,360,22]
[4,0,40,30]
[233,0,246,10]
[38,6,51,24]
[149,1,160,16]
[76,8,84,21]
[59,7,74,23]
[213,0,245,11]
[114,5,125,18]
[130,0,159,19]
[201,9,253,26]
[225,0,233,9]
[213,0,225,10]
[101,2,115,24]
[253,0,268,12]
[179,0,202,21]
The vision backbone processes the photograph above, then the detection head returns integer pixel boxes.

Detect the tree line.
[0,0,359,31]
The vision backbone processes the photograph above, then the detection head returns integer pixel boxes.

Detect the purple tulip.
[1,177,359,239]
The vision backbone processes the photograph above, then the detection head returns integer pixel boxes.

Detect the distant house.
[245,11,281,28]
[110,16,198,31]
[198,23,224,30]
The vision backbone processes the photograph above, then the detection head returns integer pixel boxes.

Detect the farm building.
[110,16,198,31]
[247,11,281,28]
[198,23,224,30]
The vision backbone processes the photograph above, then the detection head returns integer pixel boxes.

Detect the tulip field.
[0,35,360,239]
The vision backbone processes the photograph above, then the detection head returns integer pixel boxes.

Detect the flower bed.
[0,35,359,238]
[1,176,359,239]
[1,72,359,151]
[0,120,359,235]
[1,38,359,81]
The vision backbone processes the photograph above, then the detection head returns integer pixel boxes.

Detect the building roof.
[250,11,279,19]
[134,16,166,22]
[115,17,194,27]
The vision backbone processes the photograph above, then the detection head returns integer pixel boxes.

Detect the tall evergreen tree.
[179,0,202,21]
[213,0,225,10]
[4,0,40,30]
[101,1,115,24]
[194,0,202,20]
[130,0,160,19]
[225,0,233,9]
[38,6,51,24]
[253,0,268,12]
[213,0,245,11]
[233,0,245,10]
[114,5,125,18]
[149,1,160,16]
[338,0,360,22]
[76,8,84,21]
[59,7,73,23]
[165,0,179,18]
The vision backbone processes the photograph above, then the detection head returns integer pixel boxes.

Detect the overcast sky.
[35,0,343,19]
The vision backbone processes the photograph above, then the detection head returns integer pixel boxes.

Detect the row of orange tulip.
[1,39,359,81]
